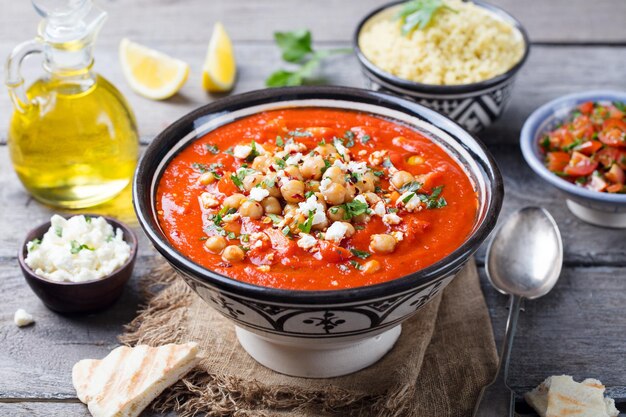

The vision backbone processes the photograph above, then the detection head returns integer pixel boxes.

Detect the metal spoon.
[472,207,563,417]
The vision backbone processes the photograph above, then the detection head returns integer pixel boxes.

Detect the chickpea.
[307,180,321,192]
[198,172,216,185]
[391,171,415,190]
[314,192,327,210]
[315,144,337,157]
[353,213,371,224]
[280,180,305,203]
[300,155,326,180]
[243,173,264,191]
[344,183,357,202]
[362,259,381,274]
[322,166,346,186]
[204,235,227,254]
[340,222,356,238]
[261,196,282,215]
[322,183,346,205]
[252,155,272,171]
[356,172,378,193]
[369,234,397,254]
[267,184,282,198]
[363,192,381,205]
[283,203,299,215]
[283,165,303,181]
[223,193,246,209]
[407,155,425,165]
[327,205,347,222]
[222,245,245,263]
[239,200,264,219]
[311,217,329,231]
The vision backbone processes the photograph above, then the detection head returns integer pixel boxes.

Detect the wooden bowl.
[17,215,138,314]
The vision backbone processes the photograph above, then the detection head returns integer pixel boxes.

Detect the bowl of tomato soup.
[134,86,502,377]
[521,90,626,228]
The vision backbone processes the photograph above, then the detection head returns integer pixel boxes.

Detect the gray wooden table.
[1,1,625,416]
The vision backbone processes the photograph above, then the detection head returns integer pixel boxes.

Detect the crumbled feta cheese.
[391,231,404,242]
[383,213,403,225]
[373,201,386,216]
[249,187,270,202]
[24,215,131,283]
[333,159,347,171]
[285,152,303,165]
[334,140,348,159]
[353,194,367,205]
[285,142,307,153]
[347,161,368,175]
[398,192,422,211]
[199,192,219,208]
[222,213,240,223]
[297,233,318,250]
[297,195,327,226]
[369,150,388,166]
[325,221,349,242]
[358,150,367,156]
[276,170,290,187]
[257,265,271,272]
[233,145,252,159]
[320,177,332,192]
[14,309,34,327]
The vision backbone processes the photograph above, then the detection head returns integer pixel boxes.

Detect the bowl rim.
[18,214,139,286]
[133,86,503,305]
[352,0,530,95]
[520,89,626,205]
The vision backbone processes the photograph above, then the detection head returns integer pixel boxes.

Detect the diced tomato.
[318,241,352,263]
[596,148,623,168]
[416,171,444,192]
[549,127,575,149]
[571,115,595,140]
[578,101,594,115]
[585,174,607,192]
[388,151,405,169]
[605,164,625,184]
[564,151,599,177]
[599,118,626,147]
[546,152,570,172]
[574,140,603,156]
[607,183,625,193]
[215,153,235,168]
[609,105,625,120]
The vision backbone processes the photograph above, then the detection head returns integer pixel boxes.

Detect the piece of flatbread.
[525,375,619,417]
[73,342,200,417]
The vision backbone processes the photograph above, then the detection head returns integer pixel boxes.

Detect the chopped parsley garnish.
[382,157,395,169]
[205,143,219,154]
[276,136,285,147]
[343,131,356,147]
[372,170,385,177]
[298,211,315,234]
[399,181,423,193]
[84,216,92,224]
[267,213,283,224]
[540,136,551,150]
[305,191,315,199]
[419,185,447,209]
[321,159,332,174]
[29,238,42,250]
[282,226,292,236]
[224,147,234,155]
[402,192,416,204]
[230,173,244,189]
[227,232,237,240]
[614,101,626,112]
[240,234,250,243]
[396,0,457,36]
[288,129,313,137]
[246,140,261,163]
[360,135,371,144]
[562,138,583,151]
[192,163,210,173]
[70,240,94,254]
[275,158,287,169]
[349,260,363,270]
[341,199,369,220]
[54,225,63,237]
[350,249,371,259]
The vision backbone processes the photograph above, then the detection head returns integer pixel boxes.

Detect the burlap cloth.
[120,259,497,417]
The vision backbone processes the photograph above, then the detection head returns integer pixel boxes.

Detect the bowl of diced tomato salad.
[521,90,626,228]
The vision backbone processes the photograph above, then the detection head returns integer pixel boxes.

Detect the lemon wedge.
[119,38,190,100]
[202,22,237,92]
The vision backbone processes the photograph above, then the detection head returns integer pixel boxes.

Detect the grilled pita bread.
[73,342,199,417]
[525,375,619,417]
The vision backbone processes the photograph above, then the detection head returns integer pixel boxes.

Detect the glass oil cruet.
[6,0,139,208]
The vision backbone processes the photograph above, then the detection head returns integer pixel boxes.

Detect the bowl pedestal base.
[566,200,626,228]
[235,324,402,378]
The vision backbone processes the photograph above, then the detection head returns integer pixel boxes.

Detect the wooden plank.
[1,0,626,45]
[1,145,625,266]
[0,402,175,417]
[0,44,624,146]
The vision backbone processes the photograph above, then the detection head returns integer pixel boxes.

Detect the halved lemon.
[119,38,190,100]
[202,22,237,92]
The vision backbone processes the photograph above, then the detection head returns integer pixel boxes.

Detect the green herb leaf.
[614,101,626,112]
[305,190,315,199]
[298,211,315,234]
[54,225,63,237]
[227,232,237,240]
[417,185,447,209]
[224,147,234,155]
[402,192,416,204]
[382,157,395,169]
[321,158,332,174]
[70,240,94,254]
[396,0,457,36]
[342,199,369,220]
[192,163,210,173]
[28,238,42,251]
[400,181,423,193]
[289,129,313,138]
[372,170,385,177]
[267,214,283,225]
[274,29,314,63]
[349,260,363,270]
[276,136,285,147]
[275,157,287,169]
[360,135,371,144]
[562,138,584,151]
[205,143,219,154]
[246,140,260,163]
[350,248,371,259]
[282,225,292,236]
[344,131,356,147]
[230,173,244,189]
[84,216,92,224]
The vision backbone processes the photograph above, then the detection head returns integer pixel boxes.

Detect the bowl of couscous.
[354,0,530,133]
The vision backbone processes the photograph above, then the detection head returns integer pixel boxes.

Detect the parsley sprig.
[396,0,457,36]
[266,30,351,87]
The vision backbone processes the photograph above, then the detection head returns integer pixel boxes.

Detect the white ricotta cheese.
[297,234,318,250]
[248,187,270,202]
[383,213,403,225]
[14,309,34,327]
[325,222,349,242]
[24,215,131,283]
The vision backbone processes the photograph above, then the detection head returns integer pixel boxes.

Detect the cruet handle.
[5,39,44,113]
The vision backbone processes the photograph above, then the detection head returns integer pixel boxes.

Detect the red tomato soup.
[156,108,478,290]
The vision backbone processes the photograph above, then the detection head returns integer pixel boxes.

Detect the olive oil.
[5,0,139,208]
[9,74,138,208]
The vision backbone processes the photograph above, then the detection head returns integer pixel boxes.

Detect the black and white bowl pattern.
[354,0,530,133]
[134,86,502,350]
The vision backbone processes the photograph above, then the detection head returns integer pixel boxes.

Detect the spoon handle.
[472,294,522,417]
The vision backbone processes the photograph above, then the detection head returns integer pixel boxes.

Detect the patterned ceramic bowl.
[521,90,626,228]
[353,0,530,133]
[134,86,503,378]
